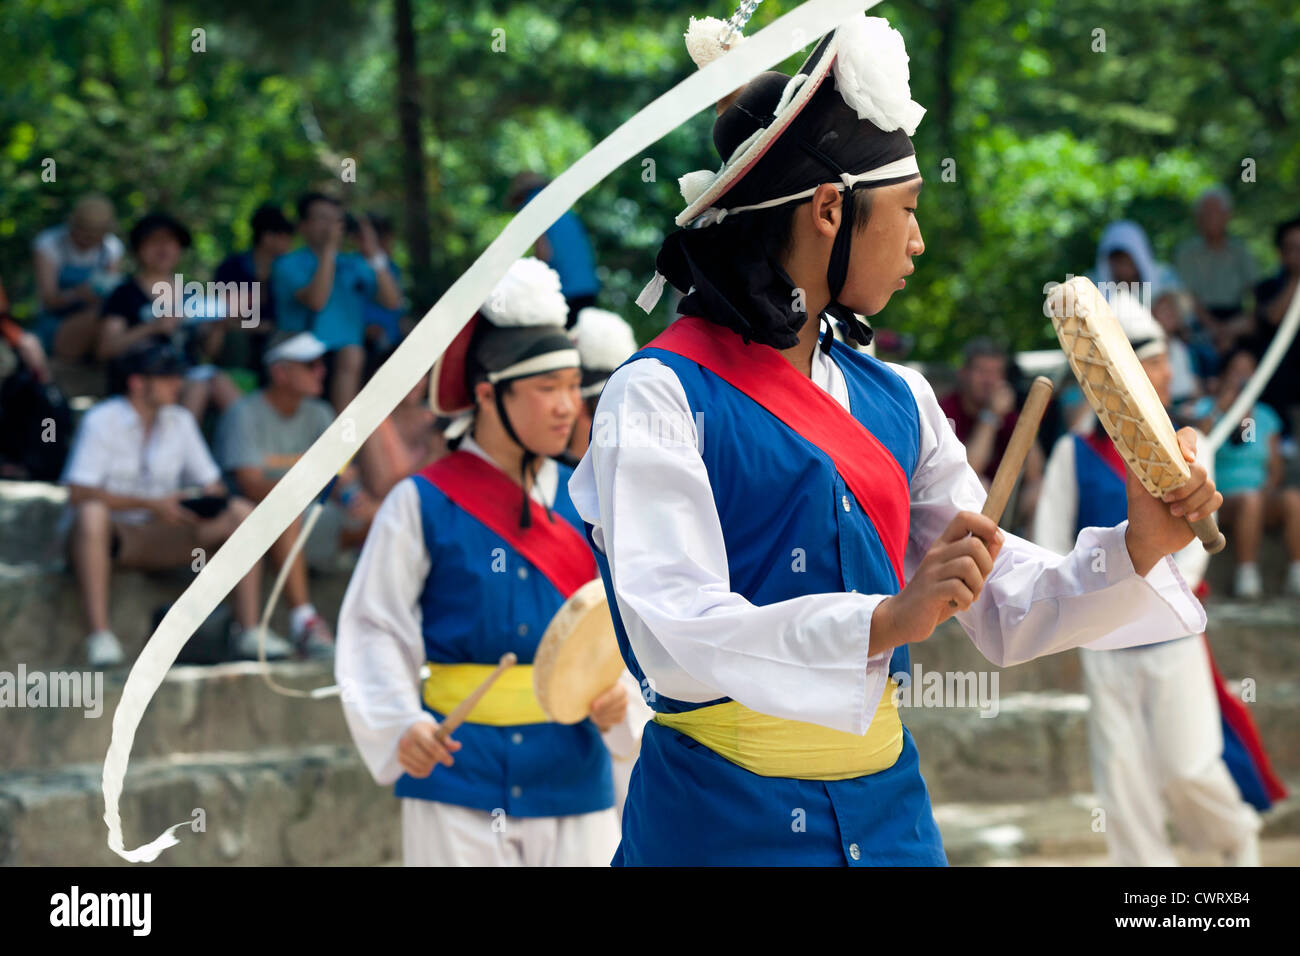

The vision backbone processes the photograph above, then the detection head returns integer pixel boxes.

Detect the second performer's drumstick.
[948,375,1054,607]
[434,652,518,741]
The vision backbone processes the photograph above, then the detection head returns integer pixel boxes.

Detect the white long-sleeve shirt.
[568,344,1207,738]
[335,434,647,787]
[1034,427,1212,589]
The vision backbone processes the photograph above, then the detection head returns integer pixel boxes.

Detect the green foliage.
[2,0,1296,366]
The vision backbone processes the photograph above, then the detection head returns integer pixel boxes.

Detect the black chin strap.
[492,383,554,529]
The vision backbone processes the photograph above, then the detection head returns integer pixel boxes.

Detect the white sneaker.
[290,613,335,660]
[1235,564,1263,599]
[87,630,125,668]
[231,625,293,662]
[1285,563,1300,598]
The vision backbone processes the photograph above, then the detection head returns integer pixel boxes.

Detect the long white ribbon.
[1204,282,1300,453]
[101,0,882,862]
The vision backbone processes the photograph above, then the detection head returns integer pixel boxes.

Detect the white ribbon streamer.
[101,0,882,862]
[1205,283,1300,453]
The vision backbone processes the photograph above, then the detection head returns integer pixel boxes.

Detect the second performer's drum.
[532,578,626,724]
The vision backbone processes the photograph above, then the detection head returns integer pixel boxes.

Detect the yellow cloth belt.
[422,661,549,726]
[653,679,903,780]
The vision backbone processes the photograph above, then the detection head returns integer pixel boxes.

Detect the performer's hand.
[588,682,628,733]
[871,511,1003,651]
[398,720,461,778]
[1125,427,1222,575]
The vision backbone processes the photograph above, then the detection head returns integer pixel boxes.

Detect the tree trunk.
[394,0,434,307]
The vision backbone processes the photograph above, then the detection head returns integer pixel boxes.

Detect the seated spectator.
[1190,348,1300,598]
[211,203,296,390]
[1151,283,1204,409]
[59,342,289,667]
[32,194,124,361]
[1091,219,1181,300]
[507,172,601,328]
[1174,187,1259,360]
[96,212,191,362]
[272,193,400,412]
[0,276,70,481]
[1251,214,1300,436]
[213,331,379,658]
[938,338,1043,529]
[357,369,446,499]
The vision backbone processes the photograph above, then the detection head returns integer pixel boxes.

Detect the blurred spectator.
[1151,285,1203,408]
[1174,188,1258,359]
[360,211,406,356]
[96,212,192,361]
[1,276,71,481]
[1251,214,1300,436]
[507,172,600,328]
[357,368,446,499]
[213,331,378,658]
[210,203,296,391]
[938,338,1043,528]
[59,342,287,667]
[272,193,400,412]
[1189,348,1300,598]
[32,194,124,361]
[1091,219,1180,297]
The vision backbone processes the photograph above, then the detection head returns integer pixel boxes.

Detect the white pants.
[400,799,621,867]
[1080,636,1261,866]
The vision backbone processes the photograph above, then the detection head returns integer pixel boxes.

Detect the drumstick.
[433,652,518,742]
[948,376,1054,607]
[982,376,1054,525]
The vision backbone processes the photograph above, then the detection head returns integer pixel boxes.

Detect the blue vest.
[394,466,614,818]
[587,332,946,865]
[1073,433,1128,533]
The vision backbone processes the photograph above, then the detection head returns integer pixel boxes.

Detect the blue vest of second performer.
[397,464,614,816]
[587,331,948,866]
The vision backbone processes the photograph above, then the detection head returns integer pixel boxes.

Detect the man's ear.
[473,380,495,407]
[811,183,842,237]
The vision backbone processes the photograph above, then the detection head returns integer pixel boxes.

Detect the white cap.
[264,332,328,366]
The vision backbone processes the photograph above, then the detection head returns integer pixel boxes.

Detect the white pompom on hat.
[479,256,569,328]
[572,306,639,397]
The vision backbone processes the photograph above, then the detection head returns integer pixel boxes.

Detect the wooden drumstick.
[434,652,518,742]
[948,376,1054,607]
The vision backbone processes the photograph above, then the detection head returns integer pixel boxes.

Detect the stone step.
[0,745,399,866]
[2,660,348,770]
[909,683,1299,804]
[0,558,352,671]
[937,777,1300,866]
[909,597,1300,696]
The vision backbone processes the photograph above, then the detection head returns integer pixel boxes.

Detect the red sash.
[647,316,910,586]
[418,451,595,598]
[1083,428,1127,482]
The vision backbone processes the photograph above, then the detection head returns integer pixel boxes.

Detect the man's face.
[261,230,295,258]
[69,222,108,251]
[1197,197,1230,240]
[136,230,183,275]
[1140,352,1172,407]
[495,368,582,458]
[300,200,344,248]
[1108,250,1140,284]
[274,357,326,397]
[837,179,925,317]
[1279,227,1300,274]
[960,355,1006,408]
[142,374,183,408]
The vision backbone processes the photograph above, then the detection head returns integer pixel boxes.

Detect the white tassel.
[635,272,668,314]
[679,168,718,205]
[832,15,926,136]
[684,16,740,69]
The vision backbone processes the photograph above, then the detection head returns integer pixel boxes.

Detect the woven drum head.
[532,578,626,724]
[1047,276,1190,497]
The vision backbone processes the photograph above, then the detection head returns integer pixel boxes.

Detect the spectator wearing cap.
[938,338,1044,530]
[96,212,194,363]
[211,203,296,385]
[272,193,401,413]
[1174,187,1259,358]
[32,193,125,362]
[60,342,286,668]
[213,331,378,658]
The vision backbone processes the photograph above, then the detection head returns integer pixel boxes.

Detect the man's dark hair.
[962,337,1005,368]
[759,188,875,264]
[367,211,394,239]
[1275,215,1300,249]
[251,203,293,243]
[296,192,341,222]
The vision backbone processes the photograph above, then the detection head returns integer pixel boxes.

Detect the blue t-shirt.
[272,247,378,349]
[523,187,599,299]
[363,259,403,346]
[1192,397,1280,495]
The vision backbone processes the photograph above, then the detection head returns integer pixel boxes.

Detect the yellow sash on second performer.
[422,661,550,726]
[653,678,903,780]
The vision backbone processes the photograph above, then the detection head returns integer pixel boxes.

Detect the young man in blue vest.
[569,13,1224,866]
[335,258,641,866]
[1037,292,1278,866]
